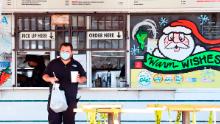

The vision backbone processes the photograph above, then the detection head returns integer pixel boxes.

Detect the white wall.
[0,88,220,123]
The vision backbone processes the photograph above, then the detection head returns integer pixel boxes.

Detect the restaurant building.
[1,0,220,123]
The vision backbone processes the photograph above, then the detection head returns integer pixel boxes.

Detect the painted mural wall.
[0,15,12,87]
[130,13,220,88]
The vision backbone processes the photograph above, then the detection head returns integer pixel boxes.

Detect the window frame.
[14,13,128,88]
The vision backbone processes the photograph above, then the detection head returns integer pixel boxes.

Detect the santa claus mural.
[153,20,220,61]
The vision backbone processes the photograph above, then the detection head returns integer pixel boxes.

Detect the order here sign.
[20,32,55,40]
[87,31,123,40]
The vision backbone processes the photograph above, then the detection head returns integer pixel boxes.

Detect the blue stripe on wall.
[0,120,219,123]
[1,100,220,102]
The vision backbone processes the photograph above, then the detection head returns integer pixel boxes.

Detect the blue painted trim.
[0,100,47,102]
[1,100,220,102]
[80,100,220,102]
[0,120,218,123]
[0,120,47,122]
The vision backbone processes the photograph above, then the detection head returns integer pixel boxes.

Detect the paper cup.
[71,71,78,83]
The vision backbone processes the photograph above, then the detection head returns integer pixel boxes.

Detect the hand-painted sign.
[0,66,11,86]
[20,32,55,40]
[51,15,69,25]
[87,31,123,40]
[145,20,220,73]
[130,14,220,88]
[144,51,220,73]
[134,19,220,74]
[135,28,148,50]
[0,15,12,86]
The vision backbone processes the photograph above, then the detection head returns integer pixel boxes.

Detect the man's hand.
[42,74,59,84]
[77,75,86,84]
[49,77,59,84]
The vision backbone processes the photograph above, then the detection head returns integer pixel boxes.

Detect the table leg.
[108,113,121,124]
[182,111,190,124]
[108,113,113,124]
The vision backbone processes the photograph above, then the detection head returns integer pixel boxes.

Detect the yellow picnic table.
[74,104,166,124]
[147,104,220,124]
[74,104,122,124]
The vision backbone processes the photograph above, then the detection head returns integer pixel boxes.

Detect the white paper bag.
[50,84,68,113]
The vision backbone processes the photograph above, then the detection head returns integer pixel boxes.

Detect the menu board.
[8,0,129,12]
[132,0,182,9]
[131,0,220,9]
[2,0,220,12]
[2,0,13,12]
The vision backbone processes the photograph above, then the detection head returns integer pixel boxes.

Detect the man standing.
[43,42,87,124]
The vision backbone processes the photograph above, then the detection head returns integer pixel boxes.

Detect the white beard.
[158,35,195,61]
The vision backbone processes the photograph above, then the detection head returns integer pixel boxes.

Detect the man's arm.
[42,74,58,84]
[77,76,87,84]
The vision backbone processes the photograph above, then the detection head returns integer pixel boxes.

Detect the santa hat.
[163,26,191,34]
[163,20,220,51]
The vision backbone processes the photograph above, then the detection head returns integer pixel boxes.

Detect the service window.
[90,14,127,88]
[71,15,87,52]
[15,14,53,87]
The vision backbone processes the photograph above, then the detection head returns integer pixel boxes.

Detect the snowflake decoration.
[198,15,209,25]
[159,17,168,27]
[131,45,140,56]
